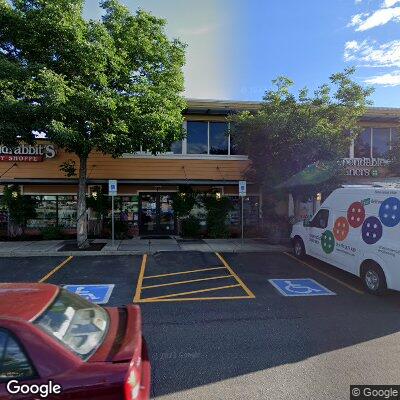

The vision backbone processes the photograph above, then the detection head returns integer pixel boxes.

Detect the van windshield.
[34,289,109,360]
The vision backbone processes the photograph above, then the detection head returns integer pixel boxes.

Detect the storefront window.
[354,128,371,158]
[58,196,77,228]
[119,196,139,224]
[228,196,260,228]
[209,122,229,155]
[27,196,57,228]
[187,122,208,154]
[372,128,390,158]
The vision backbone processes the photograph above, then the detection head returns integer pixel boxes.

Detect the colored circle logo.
[362,216,383,245]
[321,230,335,254]
[379,197,400,228]
[347,202,366,228]
[333,217,350,241]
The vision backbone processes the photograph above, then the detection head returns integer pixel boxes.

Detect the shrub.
[1,185,37,237]
[202,193,233,238]
[181,215,201,238]
[40,226,64,240]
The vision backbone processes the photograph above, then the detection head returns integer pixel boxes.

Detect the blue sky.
[84,0,400,107]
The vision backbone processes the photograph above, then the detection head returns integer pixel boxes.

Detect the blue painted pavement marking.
[64,284,115,304]
[268,279,336,297]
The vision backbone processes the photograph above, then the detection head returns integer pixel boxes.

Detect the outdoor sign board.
[108,180,118,196]
[239,181,247,197]
[0,144,56,162]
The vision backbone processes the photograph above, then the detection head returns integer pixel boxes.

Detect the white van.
[291,185,400,295]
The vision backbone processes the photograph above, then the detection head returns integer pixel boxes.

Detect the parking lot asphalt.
[1,251,400,400]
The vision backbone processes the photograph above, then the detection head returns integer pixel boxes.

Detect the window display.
[58,196,77,228]
[27,196,57,228]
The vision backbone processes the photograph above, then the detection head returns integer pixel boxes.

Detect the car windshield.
[34,289,109,360]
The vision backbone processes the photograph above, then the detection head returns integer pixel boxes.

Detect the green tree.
[1,185,37,237]
[229,68,373,219]
[0,0,186,247]
[171,185,198,235]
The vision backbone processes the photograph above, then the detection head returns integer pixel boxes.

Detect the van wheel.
[361,262,387,295]
[293,237,306,258]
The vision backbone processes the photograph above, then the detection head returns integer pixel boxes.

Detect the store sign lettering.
[0,145,56,162]
[340,158,389,177]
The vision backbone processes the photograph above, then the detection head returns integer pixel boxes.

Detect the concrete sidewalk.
[0,237,290,256]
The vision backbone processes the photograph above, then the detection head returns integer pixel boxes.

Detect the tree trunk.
[77,155,89,249]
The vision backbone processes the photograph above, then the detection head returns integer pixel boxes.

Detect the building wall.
[0,143,249,182]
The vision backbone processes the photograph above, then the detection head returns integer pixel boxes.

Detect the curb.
[0,247,291,257]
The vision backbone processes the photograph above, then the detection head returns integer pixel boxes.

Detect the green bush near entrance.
[203,194,233,239]
[181,215,201,238]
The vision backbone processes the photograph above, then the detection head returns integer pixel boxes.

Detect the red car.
[0,283,150,399]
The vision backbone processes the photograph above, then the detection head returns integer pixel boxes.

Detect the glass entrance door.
[139,193,175,235]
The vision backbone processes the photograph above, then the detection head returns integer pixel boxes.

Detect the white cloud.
[344,39,400,67]
[365,71,400,86]
[350,7,400,31]
[382,0,400,8]
[348,13,370,28]
[355,0,363,3]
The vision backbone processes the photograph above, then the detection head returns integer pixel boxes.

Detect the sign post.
[108,180,118,247]
[239,181,246,246]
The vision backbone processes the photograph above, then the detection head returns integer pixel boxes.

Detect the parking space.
[137,252,400,400]
[45,255,143,306]
[134,252,255,303]
[0,255,143,306]
[1,251,400,399]
[0,256,67,283]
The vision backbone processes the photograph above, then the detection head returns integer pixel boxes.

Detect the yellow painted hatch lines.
[133,252,255,303]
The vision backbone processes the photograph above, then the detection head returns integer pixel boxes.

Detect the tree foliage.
[0,185,37,236]
[229,68,373,194]
[0,0,186,246]
[202,192,233,238]
[171,186,198,218]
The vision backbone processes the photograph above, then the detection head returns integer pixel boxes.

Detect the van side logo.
[321,230,335,254]
[379,197,400,228]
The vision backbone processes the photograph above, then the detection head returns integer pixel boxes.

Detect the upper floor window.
[170,140,182,155]
[354,128,372,158]
[187,122,208,154]
[354,127,398,159]
[209,122,229,155]
[185,121,233,155]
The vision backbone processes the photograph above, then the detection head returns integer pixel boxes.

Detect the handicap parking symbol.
[63,284,115,304]
[268,279,336,297]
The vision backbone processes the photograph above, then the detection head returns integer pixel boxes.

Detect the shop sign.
[239,181,247,197]
[108,180,118,196]
[340,158,390,177]
[0,144,56,162]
